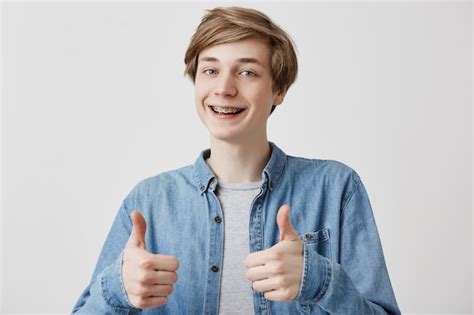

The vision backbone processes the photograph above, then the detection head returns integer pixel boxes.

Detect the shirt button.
[211,265,219,272]
[214,216,222,224]
[304,233,313,240]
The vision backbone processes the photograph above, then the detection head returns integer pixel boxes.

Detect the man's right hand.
[122,210,179,309]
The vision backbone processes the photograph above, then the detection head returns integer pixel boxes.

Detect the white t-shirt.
[215,179,262,314]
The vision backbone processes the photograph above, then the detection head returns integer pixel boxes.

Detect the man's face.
[194,37,285,144]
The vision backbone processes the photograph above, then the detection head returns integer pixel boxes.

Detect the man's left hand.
[244,204,304,301]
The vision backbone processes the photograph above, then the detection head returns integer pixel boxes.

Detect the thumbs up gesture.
[122,210,179,309]
[244,205,303,301]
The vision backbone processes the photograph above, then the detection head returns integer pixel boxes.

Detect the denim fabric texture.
[72,142,401,314]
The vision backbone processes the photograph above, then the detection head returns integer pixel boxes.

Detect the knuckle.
[130,283,142,296]
[131,282,149,297]
[276,276,286,288]
[269,250,282,261]
[137,272,150,285]
[139,259,153,269]
[283,289,294,301]
[136,285,147,296]
[279,276,290,287]
[272,262,285,275]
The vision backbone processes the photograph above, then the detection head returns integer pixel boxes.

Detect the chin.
[209,131,239,141]
[208,128,246,143]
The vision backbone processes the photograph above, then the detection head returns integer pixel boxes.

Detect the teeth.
[211,106,243,114]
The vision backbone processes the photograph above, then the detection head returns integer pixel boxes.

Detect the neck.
[206,136,271,183]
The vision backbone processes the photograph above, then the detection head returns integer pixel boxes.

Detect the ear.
[272,89,287,107]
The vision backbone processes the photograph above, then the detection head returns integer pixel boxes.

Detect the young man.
[73,6,401,314]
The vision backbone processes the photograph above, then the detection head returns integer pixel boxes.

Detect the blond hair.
[183,6,298,114]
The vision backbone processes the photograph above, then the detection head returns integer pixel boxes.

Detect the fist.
[245,204,303,301]
[122,210,179,309]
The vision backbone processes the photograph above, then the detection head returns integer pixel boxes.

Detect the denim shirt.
[72,142,401,314]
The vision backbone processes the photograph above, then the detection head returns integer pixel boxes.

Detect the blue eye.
[204,69,217,76]
[241,70,255,77]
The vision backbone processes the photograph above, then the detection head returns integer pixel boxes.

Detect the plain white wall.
[2,1,472,313]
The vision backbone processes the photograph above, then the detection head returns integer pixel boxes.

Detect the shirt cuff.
[100,249,137,309]
[295,242,332,303]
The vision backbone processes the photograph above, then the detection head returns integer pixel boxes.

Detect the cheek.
[194,90,204,106]
[251,92,274,108]
[194,82,210,102]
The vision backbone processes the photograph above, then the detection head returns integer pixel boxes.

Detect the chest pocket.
[298,228,332,259]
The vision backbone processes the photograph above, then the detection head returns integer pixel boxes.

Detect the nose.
[213,72,237,97]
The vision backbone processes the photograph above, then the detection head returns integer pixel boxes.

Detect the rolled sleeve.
[101,250,135,309]
[295,240,332,303]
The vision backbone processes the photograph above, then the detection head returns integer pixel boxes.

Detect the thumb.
[276,204,299,242]
[127,210,147,250]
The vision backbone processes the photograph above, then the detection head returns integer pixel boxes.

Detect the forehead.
[198,37,271,67]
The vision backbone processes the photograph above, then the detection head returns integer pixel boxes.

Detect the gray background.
[1,1,472,314]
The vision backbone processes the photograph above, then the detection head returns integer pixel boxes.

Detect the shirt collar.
[192,141,287,194]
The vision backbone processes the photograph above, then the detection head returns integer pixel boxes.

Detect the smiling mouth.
[208,105,246,115]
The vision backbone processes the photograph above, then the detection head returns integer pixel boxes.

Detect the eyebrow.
[198,56,265,68]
